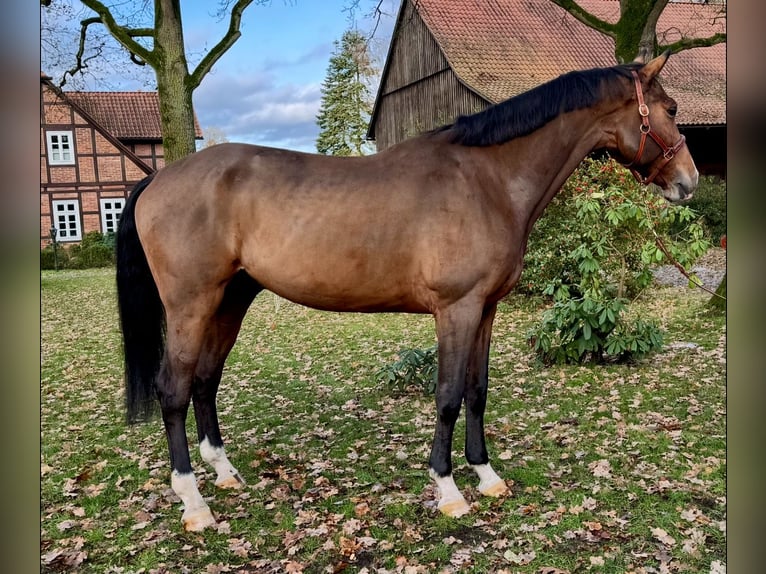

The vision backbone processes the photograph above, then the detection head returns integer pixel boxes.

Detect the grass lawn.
[41,268,725,573]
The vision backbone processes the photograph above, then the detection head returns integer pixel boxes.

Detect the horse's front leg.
[429,301,483,517]
[464,304,509,498]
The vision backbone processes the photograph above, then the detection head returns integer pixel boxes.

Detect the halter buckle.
[626,70,687,187]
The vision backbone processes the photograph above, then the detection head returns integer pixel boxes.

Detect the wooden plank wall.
[373,0,489,150]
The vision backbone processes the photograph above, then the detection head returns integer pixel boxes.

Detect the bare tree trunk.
[707,273,726,312]
[61,0,257,162]
[615,0,667,63]
[550,0,724,64]
[155,0,196,162]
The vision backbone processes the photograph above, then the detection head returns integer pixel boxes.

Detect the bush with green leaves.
[376,345,438,394]
[523,157,710,365]
[670,175,726,242]
[41,231,116,270]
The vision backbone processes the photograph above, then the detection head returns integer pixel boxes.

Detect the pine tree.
[316,30,375,156]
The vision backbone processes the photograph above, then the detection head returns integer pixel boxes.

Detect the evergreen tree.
[316,30,375,156]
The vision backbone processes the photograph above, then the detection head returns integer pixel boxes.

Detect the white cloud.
[194,70,323,152]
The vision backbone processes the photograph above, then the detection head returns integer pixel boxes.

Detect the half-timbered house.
[40,73,203,246]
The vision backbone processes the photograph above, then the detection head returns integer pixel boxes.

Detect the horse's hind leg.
[193,271,262,489]
[158,289,228,532]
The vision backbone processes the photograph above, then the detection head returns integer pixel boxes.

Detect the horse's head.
[611,52,698,202]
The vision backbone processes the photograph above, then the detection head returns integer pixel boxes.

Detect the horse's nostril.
[678,182,694,201]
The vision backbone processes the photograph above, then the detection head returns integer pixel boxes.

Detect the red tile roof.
[413,0,725,126]
[67,91,203,140]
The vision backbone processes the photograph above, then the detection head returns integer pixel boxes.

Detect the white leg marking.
[429,468,470,517]
[471,463,510,497]
[171,470,216,531]
[199,437,245,489]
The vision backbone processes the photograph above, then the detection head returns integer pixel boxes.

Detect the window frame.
[51,199,82,242]
[99,198,125,235]
[46,131,75,166]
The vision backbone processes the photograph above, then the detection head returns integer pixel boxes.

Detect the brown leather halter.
[624,70,687,185]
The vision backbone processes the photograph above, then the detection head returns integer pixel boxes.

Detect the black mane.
[437,63,641,147]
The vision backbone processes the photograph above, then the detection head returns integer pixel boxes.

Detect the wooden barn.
[368,0,726,177]
[40,73,203,246]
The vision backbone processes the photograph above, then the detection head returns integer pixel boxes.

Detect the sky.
[185,1,397,152]
[43,1,399,153]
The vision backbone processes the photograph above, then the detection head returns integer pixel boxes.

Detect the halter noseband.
[623,70,687,185]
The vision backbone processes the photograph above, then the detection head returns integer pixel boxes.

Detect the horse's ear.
[639,50,671,81]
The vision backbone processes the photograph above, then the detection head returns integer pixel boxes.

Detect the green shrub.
[41,231,116,270]
[68,243,114,269]
[41,245,71,270]
[377,345,438,394]
[522,157,709,365]
[673,175,726,242]
[518,157,707,299]
[528,296,664,364]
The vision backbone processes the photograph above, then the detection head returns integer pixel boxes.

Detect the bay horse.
[116,52,697,531]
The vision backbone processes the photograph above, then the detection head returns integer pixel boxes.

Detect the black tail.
[116,174,163,424]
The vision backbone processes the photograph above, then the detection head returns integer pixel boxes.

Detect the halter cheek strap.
[624,70,687,185]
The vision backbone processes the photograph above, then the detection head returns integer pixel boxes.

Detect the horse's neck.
[494,108,607,236]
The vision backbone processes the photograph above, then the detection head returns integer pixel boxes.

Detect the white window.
[52,200,82,241]
[100,198,125,234]
[47,131,75,165]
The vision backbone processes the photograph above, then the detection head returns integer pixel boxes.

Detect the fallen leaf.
[709,560,725,574]
[651,527,677,546]
[504,549,536,565]
[283,560,304,573]
[57,519,77,531]
[589,459,612,478]
[354,502,370,517]
[228,537,252,558]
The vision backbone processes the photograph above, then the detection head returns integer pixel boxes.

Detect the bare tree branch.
[636,0,668,62]
[79,0,156,66]
[188,0,255,90]
[366,0,386,42]
[126,28,155,38]
[548,0,617,38]
[60,17,102,87]
[661,32,726,54]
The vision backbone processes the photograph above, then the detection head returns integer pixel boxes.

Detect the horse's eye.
[668,105,678,118]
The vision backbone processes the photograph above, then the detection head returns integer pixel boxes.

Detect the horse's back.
[134,140,520,313]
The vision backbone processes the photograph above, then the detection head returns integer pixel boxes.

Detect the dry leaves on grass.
[41,271,725,573]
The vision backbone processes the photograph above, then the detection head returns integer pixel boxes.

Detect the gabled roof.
[41,74,155,175]
[66,91,203,140]
[379,0,725,127]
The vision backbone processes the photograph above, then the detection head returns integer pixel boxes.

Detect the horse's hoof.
[216,472,245,490]
[438,498,471,518]
[182,507,216,532]
[479,478,510,498]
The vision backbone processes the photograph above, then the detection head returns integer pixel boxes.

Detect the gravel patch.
[651,247,726,289]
